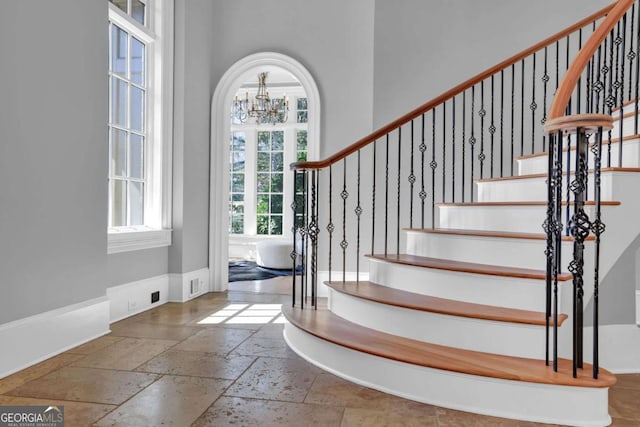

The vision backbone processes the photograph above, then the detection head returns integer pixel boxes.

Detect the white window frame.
[229,91,308,239]
[107,0,173,254]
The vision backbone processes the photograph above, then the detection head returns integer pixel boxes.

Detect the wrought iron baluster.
[591,126,606,379]
[385,134,389,256]
[628,4,636,103]
[310,170,319,308]
[291,170,298,307]
[542,47,549,151]
[328,165,334,283]
[397,128,402,255]
[371,143,376,255]
[520,59,525,157]
[470,86,476,201]
[511,65,515,176]
[431,109,437,226]
[341,159,348,282]
[618,18,627,167]
[409,121,415,227]
[490,76,496,178]
[452,98,456,201]
[480,81,486,179]
[420,114,427,227]
[636,2,640,134]
[607,30,615,167]
[569,128,590,377]
[531,53,537,154]
[442,101,447,201]
[553,129,564,372]
[301,170,308,309]
[356,151,362,282]
[462,92,467,200]
[500,70,505,176]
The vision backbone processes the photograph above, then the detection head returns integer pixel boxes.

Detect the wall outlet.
[151,291,160,304]
[190,278,199,295]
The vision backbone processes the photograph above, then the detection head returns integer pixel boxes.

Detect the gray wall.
[373,0,613,128]
[0,1,108,324]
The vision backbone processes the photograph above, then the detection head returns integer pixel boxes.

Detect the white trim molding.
[108,228,172,254]
[168,268,209,302]
[209,52,321,292]
[636,290,640,326]
[0,297,110,379]
[106,275,169,322]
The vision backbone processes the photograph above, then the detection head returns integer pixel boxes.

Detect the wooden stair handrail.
[548,0,635,120]
[291,2,617,171]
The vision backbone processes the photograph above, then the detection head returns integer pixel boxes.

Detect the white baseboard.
[168,268,209,302]
[636,290,640,326]
[106,275,170,323]
[0,297,110,379]
[584,324,640,373]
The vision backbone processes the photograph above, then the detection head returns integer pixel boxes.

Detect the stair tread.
[436,200,621,206]
[366,253,572,281]
[282,305,616,388]
[326,280,568,326]
[475,167,640,183]
[403,227,593,241]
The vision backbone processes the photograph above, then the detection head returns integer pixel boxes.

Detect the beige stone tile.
[65,335,124,355]
[6,366,159,405]
[612,373,640,391]
[94,375,231,427]
[225,356,321,402]
[230,336,297,359]
[135,349,255,380]
[341,407,437,427]
[193,396,344,427]
[0,395,115,427]
[173,327,253,354]
[109,321,201,340]
[0,353,84,395]
[71,337,177,370]
[133,302,224,326]
[435,407,558,426]
[253,323,285,339]
[609,388,640,421]
[305,372,436,417]
[610,416,640,426]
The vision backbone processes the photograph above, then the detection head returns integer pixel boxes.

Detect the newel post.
[543,114,613,379]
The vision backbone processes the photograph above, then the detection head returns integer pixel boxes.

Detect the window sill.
[108,227,172,254]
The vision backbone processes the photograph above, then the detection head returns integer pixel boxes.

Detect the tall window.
[108,0,173,253]
[229,94,308,237]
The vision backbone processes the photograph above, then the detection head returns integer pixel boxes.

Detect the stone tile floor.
[0,286,638,426]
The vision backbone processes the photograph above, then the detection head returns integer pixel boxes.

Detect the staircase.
[282,1,640,425]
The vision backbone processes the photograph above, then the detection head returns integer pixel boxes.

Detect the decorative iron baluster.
[397,128,402,255]
[542,47,549,151]
[371,142,376,255]
[301,170,308,309]
[356,150,362,282]
[431,109,437,226]
[531,52,538,153]
[462,92,467,200]
[552,129,564,372]
[591,126,606,379]
[618,18,627,167]
[409,120,415,227]
[628,4,636,103]
[595,44,603,114]
[636,2,640,134]
[569,129,591,377]
[520,59,525,157]
[490,75,496,178]
[479,81,486,179]
[420,114,427,227]
[607,30,615,167]
[470,86,476,200]
[385,134,389,256]
[291,170,298,307]
[452,98,456,200]
[327,165,334,283]
[500,70,505,176]
[511,65,515,176]
[341,159,349,282]
[442,101,447,201]
[309,170,319,308]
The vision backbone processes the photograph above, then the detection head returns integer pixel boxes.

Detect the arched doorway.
[209,52,320,291]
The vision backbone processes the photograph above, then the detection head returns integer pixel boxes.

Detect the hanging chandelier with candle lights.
[231,72,289,125]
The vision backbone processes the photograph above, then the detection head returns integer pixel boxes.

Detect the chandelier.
[231,72,289,125]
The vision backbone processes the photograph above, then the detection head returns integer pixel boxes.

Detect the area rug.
[228,260,295,282]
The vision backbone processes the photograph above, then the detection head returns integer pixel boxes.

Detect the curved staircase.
[282,1,640,425]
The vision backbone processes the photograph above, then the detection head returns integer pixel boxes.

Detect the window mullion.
[245,128,257,236]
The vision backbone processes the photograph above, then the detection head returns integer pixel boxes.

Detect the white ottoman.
[256,240,294,269]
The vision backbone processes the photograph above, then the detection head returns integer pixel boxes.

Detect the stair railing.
[289,0,638,382]
[544,0,636,379]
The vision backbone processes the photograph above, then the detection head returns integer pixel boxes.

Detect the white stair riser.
[612,103,640,119]
[611,117,638,139]
[368,258,572,312]
[405,231,580,271]
[437,204,604,233]
[517,138,640,175]
[476,173,616,202]
[284,324,612,427]
[329,289,568,359]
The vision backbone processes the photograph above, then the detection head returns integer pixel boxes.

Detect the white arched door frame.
[209,52,321,291]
